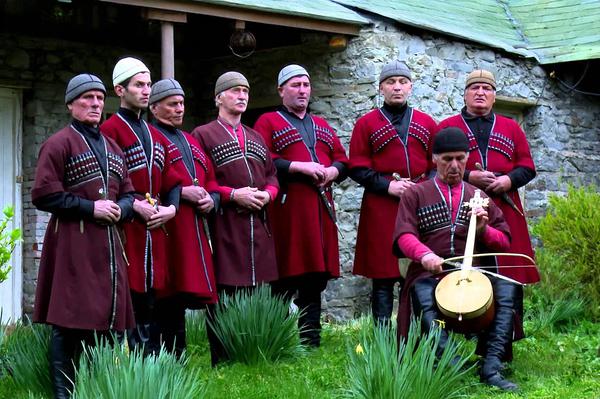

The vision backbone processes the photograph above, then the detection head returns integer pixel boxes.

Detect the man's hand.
[318,166,339,187]
[133,198,157,222]
[196,194,215,214]
[147,204,176,230]
[471,206,489,236]
[486,175,512,195]
[421,252,444,273]
[182,185,208,203]
[388,179,415,198]
[290,161,327,183]
[253,190,271,208]
[233,187,263,211]
[93,199,121,224]
[468,170,497,190]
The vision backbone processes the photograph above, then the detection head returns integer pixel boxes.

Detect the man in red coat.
[149,78,219,358]
[101,57,182,355]
[349,60,438,326]
[254,64,349,347]
[393,127,519,391]
[33,74,135,398]
[192,71,279,365]
[438,70,540,320]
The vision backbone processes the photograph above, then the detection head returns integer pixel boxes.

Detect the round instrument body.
[435,269,494,333]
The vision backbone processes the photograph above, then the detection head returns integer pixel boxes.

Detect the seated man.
[393,127,520,391]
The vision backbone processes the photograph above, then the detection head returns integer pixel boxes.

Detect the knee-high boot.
[296,299,322,347]
[480,278,519,392]
[371,279,396,326]
[411,278,449,358]
[49,327,76,399]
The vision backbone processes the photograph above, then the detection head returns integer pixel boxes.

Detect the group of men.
[32,56,538,397]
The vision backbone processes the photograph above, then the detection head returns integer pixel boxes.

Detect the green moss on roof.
[333,0,600,64]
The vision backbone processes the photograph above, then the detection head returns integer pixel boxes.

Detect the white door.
[0,88,23,323]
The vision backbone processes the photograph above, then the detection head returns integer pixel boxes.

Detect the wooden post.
[161,21,174,79]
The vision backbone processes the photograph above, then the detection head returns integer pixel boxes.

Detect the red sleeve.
[397,233,433,263]
[508,119,535,171]
[348,116,372,169]
[480,226,510,251]
[264,185,279,201]
[424,114,439,175]
[158,136,184,198]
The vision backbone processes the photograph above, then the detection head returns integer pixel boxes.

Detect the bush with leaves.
[2,321,52,398]
[0,206,22,284]
[72,340,207,399]
[532,185,600,319]
[208,285,304,365]
[345,318,474,399]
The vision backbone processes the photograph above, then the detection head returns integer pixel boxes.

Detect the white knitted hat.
[112,57,150,87]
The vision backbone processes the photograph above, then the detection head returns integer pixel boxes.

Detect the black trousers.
[127,290,159,356]
[371,278,403,326]
[153,295,187,359]
[271,272,329,347]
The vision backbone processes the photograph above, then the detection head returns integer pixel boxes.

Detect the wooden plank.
[100,0,362,35]
[142,8,188,23]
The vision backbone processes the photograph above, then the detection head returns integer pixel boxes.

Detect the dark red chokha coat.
[254,111,349,279]
[32,125,135,331]
[191,120,279,287]
[101,114,182,292]
[349,108,437,279]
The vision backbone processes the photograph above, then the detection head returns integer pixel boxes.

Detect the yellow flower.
[355,343,364,355]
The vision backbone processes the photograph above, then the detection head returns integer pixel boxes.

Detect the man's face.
[217,86,249,115]
[380,76,412,107]
[464,83,495,116]
[279,75,311,113]
[151,95,184,127]
[115,72,151,111]
[433,151,468,185]
[67,90,105,125]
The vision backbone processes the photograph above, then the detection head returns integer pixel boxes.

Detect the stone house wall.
[2,13,599,321]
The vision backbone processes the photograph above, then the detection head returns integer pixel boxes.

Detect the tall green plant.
[0,206,22,283]
[3,322,53,397]
[73,340,207,399]
[345,319,474,399]
[532,185,600,318]
[185,309,207,350]
[208,285,304,365]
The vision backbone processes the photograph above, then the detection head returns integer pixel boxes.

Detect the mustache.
[236,100,248,105]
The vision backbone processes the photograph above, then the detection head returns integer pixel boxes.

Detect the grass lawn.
[1,316,599,398]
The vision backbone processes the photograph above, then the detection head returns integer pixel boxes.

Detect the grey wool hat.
[150,79,185,105]
[215,71,249,95]
[278,64,310,86]
[379,60,412,83]
[65,73,106,104]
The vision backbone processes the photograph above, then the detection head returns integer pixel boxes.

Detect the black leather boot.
[205,303,228,367]
[50,327,76,399]
[372,278,396,326]
[411,278,449,358]
[297,300,322,347]
[480,278,519,392]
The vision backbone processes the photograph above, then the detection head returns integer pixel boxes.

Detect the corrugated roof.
[333,0,600,64]
[193,0,369,25]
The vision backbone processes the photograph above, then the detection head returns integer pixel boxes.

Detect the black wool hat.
[433,127,469,154]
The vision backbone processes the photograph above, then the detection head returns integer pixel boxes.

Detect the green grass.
[2,315,599,398]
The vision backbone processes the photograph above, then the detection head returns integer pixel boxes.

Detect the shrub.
[2,322,53,397]
[0,206,22,283]
[208,285,304,365]
[72,340,207,399]
[345,319,474,399]
[532,185,600,318]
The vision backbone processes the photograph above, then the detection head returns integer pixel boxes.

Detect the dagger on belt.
[317,185,345,239]
[474,163,524,217]
[193,178,213,254]
[145,193,170,235]
[99,187,129,266]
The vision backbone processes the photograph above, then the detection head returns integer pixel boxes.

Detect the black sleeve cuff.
[507,167,536,189]
[210,192,221,214]
[463,169,471,183]
[163,185,182,211]
[117,193,135,222]
[332,161,348,183]
[349,167,390,195]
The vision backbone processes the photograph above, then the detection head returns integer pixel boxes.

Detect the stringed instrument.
[434,189,495,333]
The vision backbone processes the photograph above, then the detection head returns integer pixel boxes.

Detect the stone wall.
[2,13,599,321]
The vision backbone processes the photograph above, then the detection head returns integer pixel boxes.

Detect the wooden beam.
[161,21,175,78]
[496,94,539,108]
[142,8,187,23]
[100,0,362,35]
